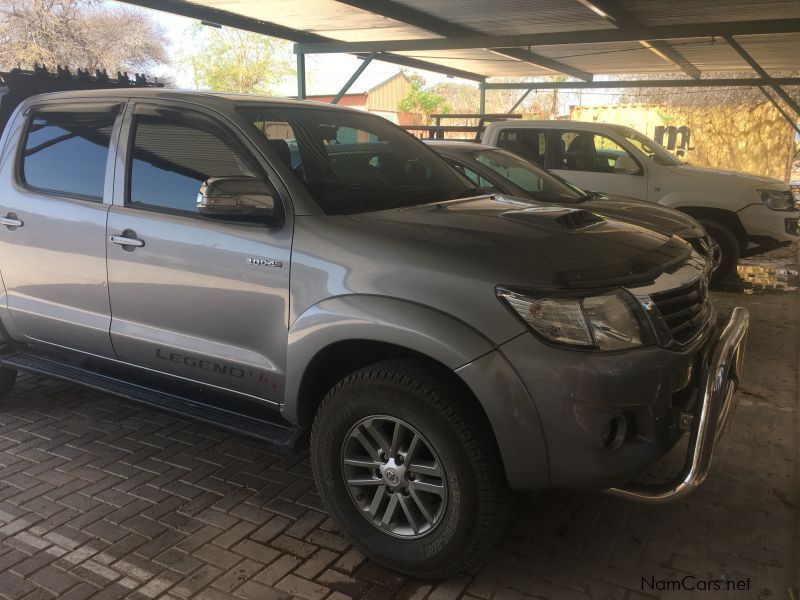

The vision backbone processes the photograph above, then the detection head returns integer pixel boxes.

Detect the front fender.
[284,295,550,489]
[284,295,494,423]
[657,190,748,212]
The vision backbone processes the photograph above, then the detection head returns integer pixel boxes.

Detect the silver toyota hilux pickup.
[0,89,748,578]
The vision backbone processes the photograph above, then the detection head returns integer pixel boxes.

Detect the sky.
[107,1,610,111]
[108,1,457,97]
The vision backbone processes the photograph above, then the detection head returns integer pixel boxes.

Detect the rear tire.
[699,220,740,285]
[310,359,514,578]
[0,368,17,400]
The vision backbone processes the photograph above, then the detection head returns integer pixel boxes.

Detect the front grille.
[650,278,710,345]
[688,237,710,259]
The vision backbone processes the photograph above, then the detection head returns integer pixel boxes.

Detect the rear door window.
[21,109,116,200]
[495,129,547,166]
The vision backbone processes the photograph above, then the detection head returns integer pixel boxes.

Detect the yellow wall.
[569,103,795,181]
[367,74,411,113]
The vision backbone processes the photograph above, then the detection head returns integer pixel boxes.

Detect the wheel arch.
[285,295,549,489]
[673,206,747,250]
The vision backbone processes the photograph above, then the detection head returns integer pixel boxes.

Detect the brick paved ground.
[0,253,797,599]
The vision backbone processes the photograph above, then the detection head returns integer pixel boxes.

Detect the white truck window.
[558,131,631,173]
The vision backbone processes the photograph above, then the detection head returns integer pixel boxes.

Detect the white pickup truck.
[482,120,799,281]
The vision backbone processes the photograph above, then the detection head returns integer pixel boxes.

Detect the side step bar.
[1,353,303,451]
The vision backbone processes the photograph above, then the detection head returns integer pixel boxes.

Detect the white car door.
[550,129,648,200]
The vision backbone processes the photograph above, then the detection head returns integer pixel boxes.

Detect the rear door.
[107,100,291,403]
[0,99,122,357]
[549,129,648,199]
[493,128,549,167]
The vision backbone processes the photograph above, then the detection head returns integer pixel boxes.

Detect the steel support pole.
[479,83,486,116]
[296,52,306,100]
[332,54,374,104]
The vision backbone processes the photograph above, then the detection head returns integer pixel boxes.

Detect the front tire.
[0,368,16,400]
[699,220,741,284]
[310,360,513,578]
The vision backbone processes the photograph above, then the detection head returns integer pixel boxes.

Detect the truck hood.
[582,194,705,240]
[666,164,788,191]
[349,194,691,289]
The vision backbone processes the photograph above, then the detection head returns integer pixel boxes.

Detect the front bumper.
[607,306,748,503]
[738,204,799,244]
[498,305,748,494]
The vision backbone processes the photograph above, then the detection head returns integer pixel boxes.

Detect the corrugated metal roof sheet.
[177,0,800,79]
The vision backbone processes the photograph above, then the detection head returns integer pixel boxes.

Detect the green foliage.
[398,74,451,122]
[182,24,293,95]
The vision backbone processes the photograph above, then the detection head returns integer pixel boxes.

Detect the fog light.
[785,218,799,236]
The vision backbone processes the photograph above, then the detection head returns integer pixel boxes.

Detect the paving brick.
[212,520,256,549]
[170,563,223,598]
[0,570,35,599]
[235,580,289,600]
[275,573,330,599]
[232,539,281,565]
[193,543,241,570]
[253,554,302,586]
[27,565,81,595]
[153,548,203,575]
[294,548,338,579]
[270,534,318,558]
[250,516,290,543]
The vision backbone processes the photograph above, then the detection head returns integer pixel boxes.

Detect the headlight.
[758,189,794,211]
[497,288,645,350]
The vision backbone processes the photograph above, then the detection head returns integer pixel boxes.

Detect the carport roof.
[123,0,800,82]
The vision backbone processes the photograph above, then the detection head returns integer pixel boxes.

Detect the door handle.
[110,231,145,250]
[0,213,23,229]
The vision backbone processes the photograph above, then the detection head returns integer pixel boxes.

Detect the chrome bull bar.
[607,306,750,504]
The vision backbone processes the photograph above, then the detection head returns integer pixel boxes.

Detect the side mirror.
[197,177,280,224]
[613,154,642,175]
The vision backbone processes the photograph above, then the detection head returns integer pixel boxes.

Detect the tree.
[181,24,293,95]
[0,0,168,74]
[398,74,451,123]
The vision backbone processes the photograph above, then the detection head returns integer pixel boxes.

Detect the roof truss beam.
[294,18,800,54]
[332,0,592,80]
[331,53,374,103]
[481,77,800,90]
[723,34,800,117]
[576,0,700,79]
[759,86,800,136]
[117,0,485,81]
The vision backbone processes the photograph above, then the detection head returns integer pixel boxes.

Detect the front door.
[107,102,291,403]
[550,129,648,200]
[0,100,121,357]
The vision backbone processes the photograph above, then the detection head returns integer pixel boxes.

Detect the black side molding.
[1,352,303,451]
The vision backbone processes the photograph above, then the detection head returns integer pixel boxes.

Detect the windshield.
[619,128,680,166]
[467,148,586,202]
[237,105,476,215]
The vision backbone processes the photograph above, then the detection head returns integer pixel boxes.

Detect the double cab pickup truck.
[482,120,799,281]
[0,90,748,577]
